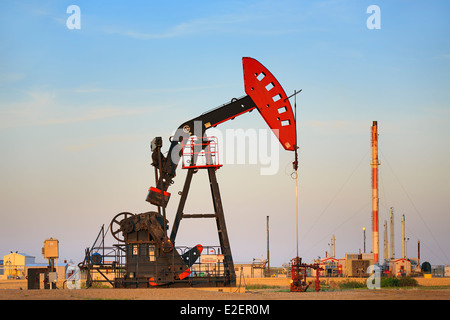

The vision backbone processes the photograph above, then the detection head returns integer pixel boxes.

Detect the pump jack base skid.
[114,276,235,289]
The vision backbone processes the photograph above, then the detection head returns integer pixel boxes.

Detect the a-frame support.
[169,167,236,285]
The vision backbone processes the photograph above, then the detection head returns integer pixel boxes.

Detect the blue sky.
[1,0,449,268]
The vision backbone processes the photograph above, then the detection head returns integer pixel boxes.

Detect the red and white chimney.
[371,121,380,264]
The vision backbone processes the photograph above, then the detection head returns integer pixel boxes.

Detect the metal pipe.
[371,121,379,264]
[390,207,395,260]
[267,216,270,276]
[402,214,406,259]
[418,240,420,269]
[363,227,366,253]
[384,220,388,261]
[293,89,299,259]
[331,235,335,258]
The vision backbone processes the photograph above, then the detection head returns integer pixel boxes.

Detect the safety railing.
[182,136,222,169]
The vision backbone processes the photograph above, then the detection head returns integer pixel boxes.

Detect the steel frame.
[170,165,236,287]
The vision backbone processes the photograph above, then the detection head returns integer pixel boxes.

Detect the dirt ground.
[1,276,450,300]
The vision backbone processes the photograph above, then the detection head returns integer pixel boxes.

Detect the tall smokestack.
[371,121,380,264]
[390,207,395,260]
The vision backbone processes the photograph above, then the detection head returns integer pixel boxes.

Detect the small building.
[344,253,374,277]
[2,252,36,279]
[235,259,267,278]
[316,257,344,277]
[430,265,448,277]
[2,252,68,280]
[389,258,411,276]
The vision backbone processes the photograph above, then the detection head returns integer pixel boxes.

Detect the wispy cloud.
[0,72,26,84]
[104,13,256,39]
[64,142,96,152]
[304,120,348,129]
[39,107,148,126]
[302,120,367,133]
[0,88,57,128]
[423,106,450,115]
[64,134,145,152]
[0,87,152,129]
[104,9,297,40]
[72,85,107,94]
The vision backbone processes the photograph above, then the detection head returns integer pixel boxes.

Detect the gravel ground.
[1,286,450,300]
[1,278,448,319]
[1,277,450,300]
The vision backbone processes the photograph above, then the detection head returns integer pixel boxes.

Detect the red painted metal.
[314,266,321,292]
[242,57,297,151]
[148,277,157,286]
[290,257,309,292]
[178,244,203,280]
[290,257,323,292]
[182,136,222,169]
[371,121,379,264]
[149,186,170,197]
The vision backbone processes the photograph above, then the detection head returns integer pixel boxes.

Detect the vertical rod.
[418,240,420,269]
[102,225,105,263]
[267,215,270,277]
[371,121,379,264]
[384,220,388,262]
[390,207,395,260]
[331,235,335,258]
[295,172,298,258]
[402,214,406,259]
[294,90,299,259]
[363,227,366,253]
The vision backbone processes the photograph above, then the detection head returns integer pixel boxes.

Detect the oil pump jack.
[108,57,298,288]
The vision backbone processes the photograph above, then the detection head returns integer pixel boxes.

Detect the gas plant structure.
[78,57,303,288]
